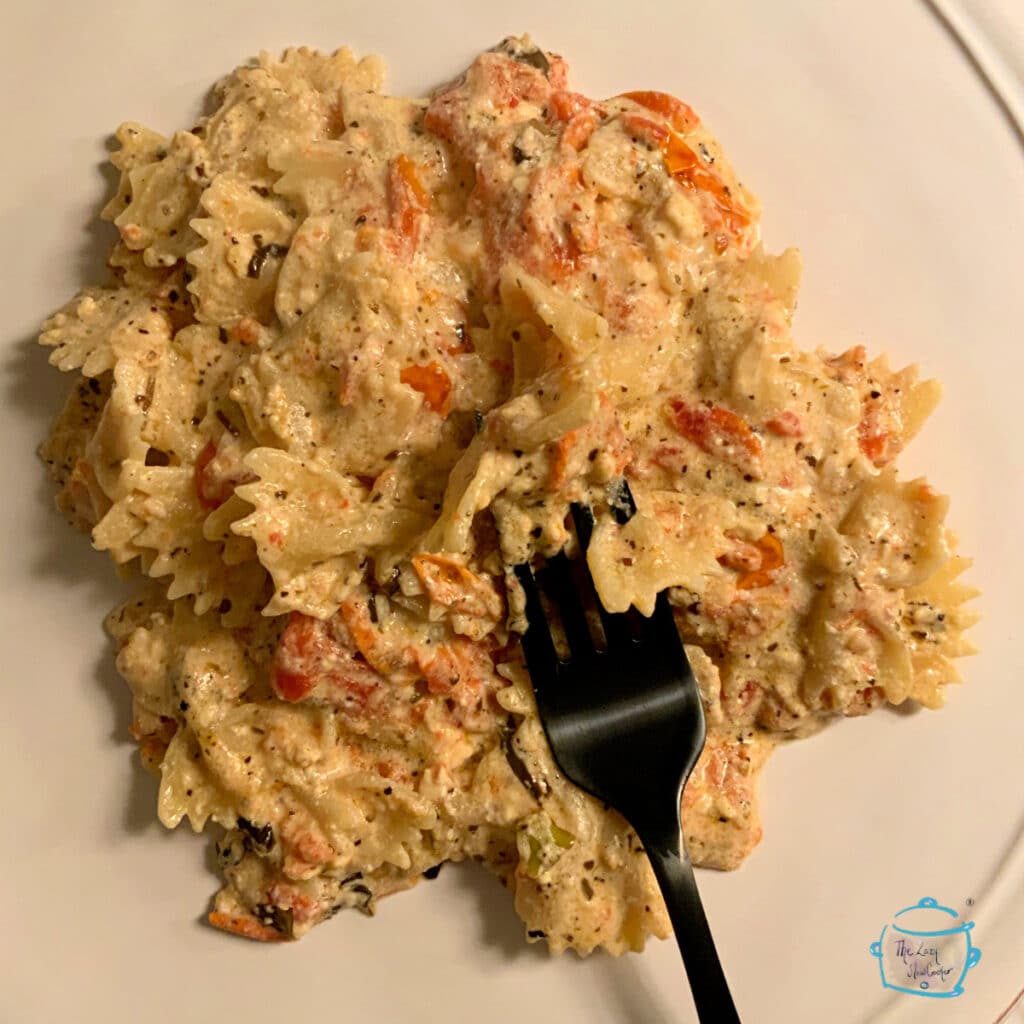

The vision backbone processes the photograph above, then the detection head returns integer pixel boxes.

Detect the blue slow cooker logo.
[870,897,982,998]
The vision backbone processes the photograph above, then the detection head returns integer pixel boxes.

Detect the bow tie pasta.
[39,37,975,952]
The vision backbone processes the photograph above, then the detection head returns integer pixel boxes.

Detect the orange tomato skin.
[270,613,321,702]
[387,154,429,259]
[620,90,700,132]
[400,361,452,416]
[765,411,804,438]
[208,911,286,942]
[667,399,763,460]
[621,113,749,249]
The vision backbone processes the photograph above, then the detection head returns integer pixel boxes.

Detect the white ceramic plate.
[3,2,1022,1021]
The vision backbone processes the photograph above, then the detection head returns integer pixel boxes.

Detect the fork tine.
[640,590,687,658]
[569,503,632,650]
[542,552,593,658]
[649,589,680,640]
[513,563,559,682]
[569,502,596,547]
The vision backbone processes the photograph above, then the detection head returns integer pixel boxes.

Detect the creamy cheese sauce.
[39,37,975,953]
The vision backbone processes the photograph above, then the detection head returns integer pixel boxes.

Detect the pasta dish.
[38,37,976,952]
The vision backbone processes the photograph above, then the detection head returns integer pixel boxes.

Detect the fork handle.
[642,831,742,1023]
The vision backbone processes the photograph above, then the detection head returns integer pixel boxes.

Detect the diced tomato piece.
[736,534,785,590]
[548,89,598,148]
[621,112,670,145]
[545,53,570,91]
[660,133,749,242]
[270,613,322,702]
[844,685,885,717]
[271,610,390,713]
[393,153,429,206]
[208,911,286,943]
[194,440,256,511]
[732,679,762,713]
[682,733,757,825]
[400,361,452,415]
[856,386,901,467]
[423,74,467,144]
[427,52,552,146]
[755,534,784,571]
[416,645,463,695]
[826,346,900,465]
[338,599,407,674]
[717,538,764,573]
[266,883,320,924]
[272,666,313,703]
[718,532,785,590]
[518,162,589,281]
[667,399,763,463]
[857,392,901,468]
[411,554,503,620]
[764,411,803,437]
[387,154,429,260]
[548,429,579,489]
[560,109,599,151]
[488,55,554,110]
[621,113,749,250]
[195,441,227,510]
[548,89,592,122]
[134,716,178,773]
[858,421,890,464]
[736,570,774,592]
[411,642,500,732]
[620,90,700,132]
[649,444,683,471]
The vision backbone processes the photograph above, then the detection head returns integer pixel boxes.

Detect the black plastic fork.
[514,503,742,1023]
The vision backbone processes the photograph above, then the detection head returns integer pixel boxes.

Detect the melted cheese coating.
[39,37,975,953]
